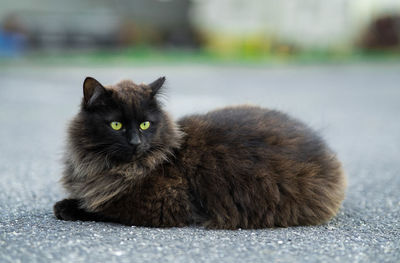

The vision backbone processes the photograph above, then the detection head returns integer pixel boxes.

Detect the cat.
[54,76,346,229]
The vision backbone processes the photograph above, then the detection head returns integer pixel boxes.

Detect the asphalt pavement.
[0,63,399,262]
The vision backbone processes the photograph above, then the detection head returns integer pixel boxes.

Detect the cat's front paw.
[54,199,82,221]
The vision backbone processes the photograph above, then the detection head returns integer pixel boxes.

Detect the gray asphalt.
[0,63,399,263]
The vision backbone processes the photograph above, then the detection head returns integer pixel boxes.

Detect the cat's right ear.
[149,76,166,98]
[83,77,107,108]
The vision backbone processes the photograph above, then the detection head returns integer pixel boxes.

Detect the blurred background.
[1,2,400,262]
[1,0,400,62]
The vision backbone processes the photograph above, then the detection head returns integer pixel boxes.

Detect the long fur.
[54,78,346,229]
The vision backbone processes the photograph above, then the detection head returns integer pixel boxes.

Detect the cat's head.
[68,77,182,166]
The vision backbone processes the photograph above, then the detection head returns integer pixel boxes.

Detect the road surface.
[0,63,399,262]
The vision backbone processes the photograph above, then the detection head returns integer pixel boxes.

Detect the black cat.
[54,77,346,229]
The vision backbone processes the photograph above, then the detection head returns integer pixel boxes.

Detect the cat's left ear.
[148,76,166,97]
[83,77,107,107]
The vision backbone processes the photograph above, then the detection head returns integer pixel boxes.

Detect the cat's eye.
[110,121,122,130]
[140,121,150,130]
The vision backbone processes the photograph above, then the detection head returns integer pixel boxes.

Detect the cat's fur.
[54,77,346,229]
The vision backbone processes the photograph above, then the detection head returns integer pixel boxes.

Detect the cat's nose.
[129,133,141,146]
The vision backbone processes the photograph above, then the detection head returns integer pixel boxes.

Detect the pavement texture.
[0,63,399,263]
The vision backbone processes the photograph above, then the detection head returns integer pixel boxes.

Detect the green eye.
[110,121,122,130]
[140,121,150,130]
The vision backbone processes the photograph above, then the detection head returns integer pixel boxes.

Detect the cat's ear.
[148,76,166,97]
[83,77,107,107]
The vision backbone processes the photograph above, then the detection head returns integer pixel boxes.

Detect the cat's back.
[178,105,319,151]
[179,104,276,130]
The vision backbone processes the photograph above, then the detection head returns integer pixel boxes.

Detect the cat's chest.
[67,170,131,211]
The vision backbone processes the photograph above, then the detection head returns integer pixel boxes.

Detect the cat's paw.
[53,199,81,221]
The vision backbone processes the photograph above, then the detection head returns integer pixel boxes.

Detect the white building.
[190,0,400,50]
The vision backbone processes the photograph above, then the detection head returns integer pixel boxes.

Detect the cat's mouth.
[117,144,150,162]
[133,144,151,158]
[97,142,151,164]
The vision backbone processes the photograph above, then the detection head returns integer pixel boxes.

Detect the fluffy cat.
[54,76,346,229]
